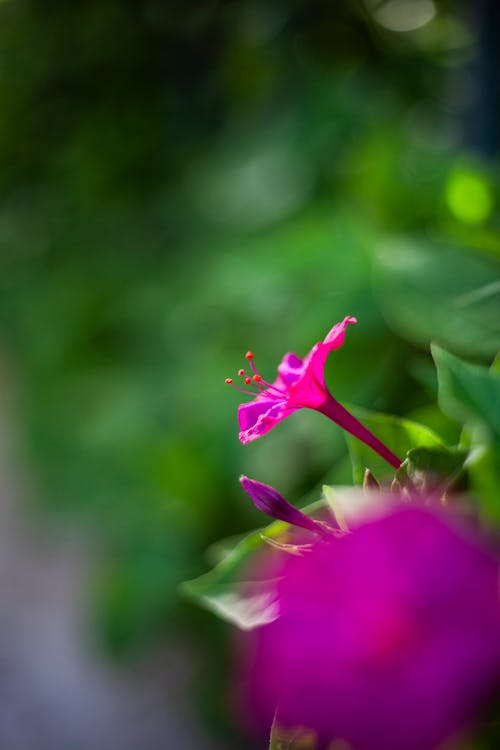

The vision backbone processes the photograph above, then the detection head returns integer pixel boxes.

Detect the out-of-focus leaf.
[181,522,284,629]
[463,426,500,525]
[181,501,325,630]
[406,404,461,446]
[344,406,444,484]
[373,238,500,358]
[432,345,500,437]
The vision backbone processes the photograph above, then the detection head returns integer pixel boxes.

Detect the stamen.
[246,356,286,396]
[225,380,261,396]
[225,371,283,399]
[263,383,286,397]
[231,350,288,399]
[247,358,259,377]
[253,382,267,393]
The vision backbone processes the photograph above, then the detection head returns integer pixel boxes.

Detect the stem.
[317,396,402,470]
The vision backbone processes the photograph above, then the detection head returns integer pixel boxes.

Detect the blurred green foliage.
[0,0,498,737]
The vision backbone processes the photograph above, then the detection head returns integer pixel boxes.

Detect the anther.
[225,378,233,384]
[238,369,245,376]
[253,374,262,382]
[244,377,252,385]
[245,351,254,360]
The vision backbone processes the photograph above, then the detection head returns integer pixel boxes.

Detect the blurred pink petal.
[240,503,500,750]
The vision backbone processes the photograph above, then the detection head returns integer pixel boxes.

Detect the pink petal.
[277,353,304,386]
[238,399,298,444]
[323,316,357,346]
[287,317,358,407]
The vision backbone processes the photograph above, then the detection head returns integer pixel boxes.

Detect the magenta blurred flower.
[242,499,500,750]
[226,317,401,469]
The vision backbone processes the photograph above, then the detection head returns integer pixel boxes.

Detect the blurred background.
[0,0,499,747]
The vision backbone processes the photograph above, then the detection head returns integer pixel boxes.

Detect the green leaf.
[462,424,500,525]
[344,405,444,484]
[491,351,500,374]
[181,500,325,629]
[432,345,500,437]
[373,238,500,358]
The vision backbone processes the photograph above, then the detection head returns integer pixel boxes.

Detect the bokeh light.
[445,168,494,225]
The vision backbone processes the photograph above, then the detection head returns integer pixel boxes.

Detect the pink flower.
[239,486,500,750]
[226,317,401,469]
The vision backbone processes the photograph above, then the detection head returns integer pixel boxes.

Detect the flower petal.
[288,317,358,406]
[242,504,500,750]
[277,353,304,386]
[238,399,298,444]
[323,316,358,346]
